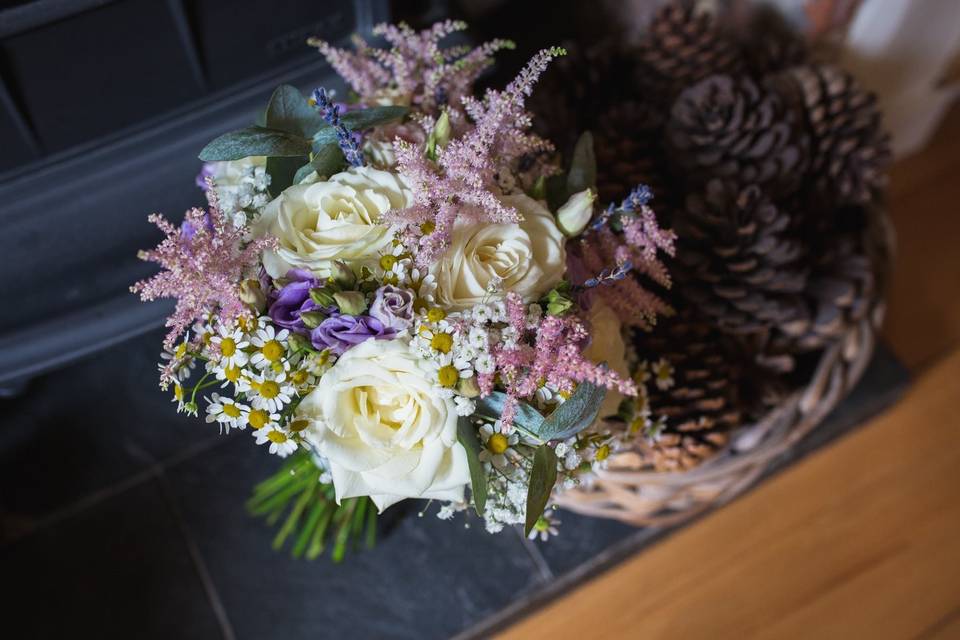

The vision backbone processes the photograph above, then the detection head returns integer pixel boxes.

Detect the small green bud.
[309,288,336,308]
[333,291,367,316]
[299,311,326,329]
[288,333,312,352]
[457,376,481,398]
[330,261,356,289]
[544,288,574,316]
[556,188,596,237]
[425,110,451,161]
[528,175,547,201]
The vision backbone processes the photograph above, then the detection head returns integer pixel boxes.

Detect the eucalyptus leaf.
[266,84,327,137]
[525,445,558,536]
[267,155,308,196]
[292,162,316,185]
[474,391,545,434]
[566,131,596,195]
[199,126,311,161]
[310,142,347,178]
[538,380,607,441]
[457,417,487,516]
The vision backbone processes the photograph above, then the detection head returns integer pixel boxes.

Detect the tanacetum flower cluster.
[133,21,675,542]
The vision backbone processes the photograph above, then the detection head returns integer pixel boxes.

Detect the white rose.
[583,302,630,418]
[299,340,470,511]
[252,166,413,278]
[433,194,566,310]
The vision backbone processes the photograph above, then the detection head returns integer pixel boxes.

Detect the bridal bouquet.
[132,21,675,560]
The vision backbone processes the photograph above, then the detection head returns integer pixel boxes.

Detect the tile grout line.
[154,468,237,640]
[1,434,229,547]
[513,526,555,583]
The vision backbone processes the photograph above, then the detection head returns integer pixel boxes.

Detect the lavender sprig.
[311,88,364,167]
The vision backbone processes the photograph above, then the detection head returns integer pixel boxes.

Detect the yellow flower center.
[420,220,436,235]
[413,298,430,314]
[595,444,611,461]
[487,433,509,455]
[175,342,188,359]
[289,419,310,433]
[259,381,280,399]
[220,337,237,357]
[173,384,183,401]
[426,307,446,322]
[224,365,241,382]
[437,365,459,388]
[201,332,212,346]
[379,254,397,271]
[223,403,242,419]
[248,409,269,429]
[262,340,284,362]
[629,418,645,434]
[430,332,454,354]
[266,430,288,444]
[291,370,309,385]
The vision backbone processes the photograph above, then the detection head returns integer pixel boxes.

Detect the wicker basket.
[556,209,895,527]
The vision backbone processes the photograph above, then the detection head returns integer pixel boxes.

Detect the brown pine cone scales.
[774,65,891,206]
[738,4,811,76]
[637,2,744,106]
[673,180,811,339]
[665,74,809,195]
[631,308,744,472]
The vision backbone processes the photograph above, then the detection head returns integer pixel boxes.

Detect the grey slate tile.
[164,434,545,640]
[1,479,223,640]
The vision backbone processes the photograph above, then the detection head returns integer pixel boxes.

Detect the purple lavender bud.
[368,285,414,331]
[310,313,394,355]
[195,163,217,191]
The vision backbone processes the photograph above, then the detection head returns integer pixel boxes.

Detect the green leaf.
[265,84,326,137]
[538,381,607,441]
[311,143,347,178]
[566,131,596,195]
[457,417,487,516]
[545,173,568,212]
[267,155,308,196]
[199,126,311,161]
[311,105,410,145]
[525,445,558,536]
[474,392,545,434]
[293,162,316,185]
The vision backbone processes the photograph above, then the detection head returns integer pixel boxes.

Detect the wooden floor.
[500,105,960,639]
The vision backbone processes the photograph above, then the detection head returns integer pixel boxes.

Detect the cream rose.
[252,166,413,278]
[432,194,566,310]
[583,302,630,418]
[298,340,470,511]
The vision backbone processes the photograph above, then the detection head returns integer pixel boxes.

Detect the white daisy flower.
[527,513,560,542]
[254,427,298,457]
[212,362,246,391]
[204,393,249,434]
[478,423,519,469]
[426,352,474,396]
[171,383,188,413]
[210,325,250,368]
[160,339,196,382]
[652,358,675,390]
[246,406,280,432]
[454,395,476,416]
[250,325,290,371]
[247,371,295,413]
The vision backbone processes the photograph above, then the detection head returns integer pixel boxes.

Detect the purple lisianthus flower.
[195,162,216,191]
[310,313,394,355]
[268,269,324,335]
[368,285,414,331]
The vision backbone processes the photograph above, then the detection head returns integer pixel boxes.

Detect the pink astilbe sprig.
[573,185,677,329]
[130,201,275,349]
[491,294,637,431]
[309,20,514,121]
[385,47,565,266]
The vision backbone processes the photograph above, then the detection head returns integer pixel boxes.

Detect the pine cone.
[665,74,809,196]
[673,180,812,339]
[595,100,670,207]
[632,307,743,472]
[774,65,891,207]
[637,2,745,107]
[739,5,810,77]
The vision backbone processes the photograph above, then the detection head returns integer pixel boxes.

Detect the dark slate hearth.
[0,330,909,639]
[163,435,546,640]
[0,479,223,640]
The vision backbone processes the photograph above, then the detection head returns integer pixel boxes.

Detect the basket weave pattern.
[556,211,894,527]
